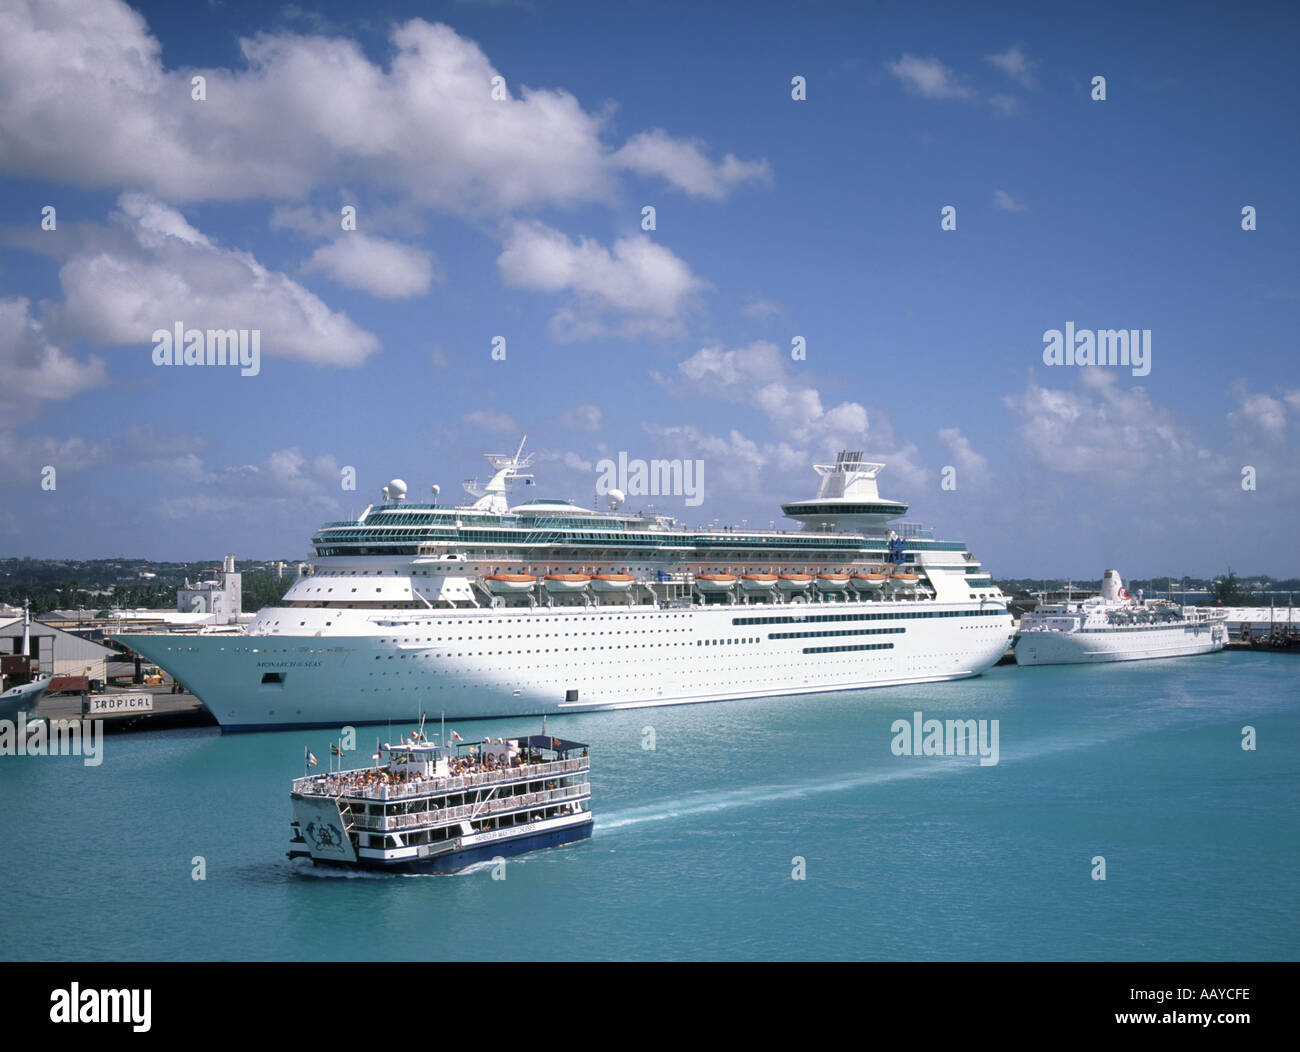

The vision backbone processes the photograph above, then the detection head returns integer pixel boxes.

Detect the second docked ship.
[1014,570,1228,665]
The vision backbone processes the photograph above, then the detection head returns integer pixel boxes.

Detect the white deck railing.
[345,782,591,832]
[292,757,588,802]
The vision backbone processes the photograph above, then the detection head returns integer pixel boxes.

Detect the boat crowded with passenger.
[288,724,592,873]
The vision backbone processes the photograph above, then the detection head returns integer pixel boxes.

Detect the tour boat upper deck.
[292,734,589,803]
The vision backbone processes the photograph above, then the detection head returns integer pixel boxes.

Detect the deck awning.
[511,734,588,753]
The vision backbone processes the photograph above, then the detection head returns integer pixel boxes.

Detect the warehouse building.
[0,614,119,681]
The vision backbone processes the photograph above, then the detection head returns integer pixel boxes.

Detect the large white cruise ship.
[117,442,1014,731]
[1014,570,1228,665]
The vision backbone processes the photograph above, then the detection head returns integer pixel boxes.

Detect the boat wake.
[595,763,944,832]
[593,703,1248,833]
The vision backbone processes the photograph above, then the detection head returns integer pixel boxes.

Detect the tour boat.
[289,726,592,873]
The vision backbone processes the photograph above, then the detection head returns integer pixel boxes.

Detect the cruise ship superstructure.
[118,441,1014,730]
[1014,570,1228,665]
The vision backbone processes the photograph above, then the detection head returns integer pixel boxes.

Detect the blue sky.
[1,0,1297,577]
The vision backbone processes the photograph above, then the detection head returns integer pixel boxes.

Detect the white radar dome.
[431,484,441,498]
[606,488,625,511]
[388,478,408,501]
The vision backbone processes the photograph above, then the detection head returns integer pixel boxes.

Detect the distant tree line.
[995,569,1297,605]
[0,557,298,616]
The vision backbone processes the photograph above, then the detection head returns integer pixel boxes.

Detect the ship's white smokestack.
[1100,569,1124,601]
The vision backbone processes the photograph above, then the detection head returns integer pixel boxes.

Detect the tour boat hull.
[290,815,594,874]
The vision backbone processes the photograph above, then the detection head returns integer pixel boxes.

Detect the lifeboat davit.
[544,573,591,593]
[815,573,851,591]
[740,573,778,591]
[695,573,738,593]
[590,573,635,592]
[484,573,536,594]
[776,573,812,591]
[851,573,887,592]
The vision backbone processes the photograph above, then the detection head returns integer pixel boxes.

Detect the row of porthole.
[361,645,987,670]
[375,629,690,644]
[373,643,704,660]
[362,649,987,670]
[353,655,995,691]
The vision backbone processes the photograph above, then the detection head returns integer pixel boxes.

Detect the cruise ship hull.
[119,601,1013,731]
[1014,623,1228,666]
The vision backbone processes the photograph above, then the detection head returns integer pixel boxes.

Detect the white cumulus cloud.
[303,234,438,299]
[53,195,380,367]
[498,220,710,340]
[886,55,971,100]
[612,129,771,200]
[986,45,1037,89]
[0,2,767,215]
[0,298,108,417]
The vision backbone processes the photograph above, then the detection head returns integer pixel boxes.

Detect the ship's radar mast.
[463,435,535,514]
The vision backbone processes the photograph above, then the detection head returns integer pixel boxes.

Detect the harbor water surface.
[2,652,1296,961]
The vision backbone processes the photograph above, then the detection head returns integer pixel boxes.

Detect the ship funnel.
[1100,569,1124,601]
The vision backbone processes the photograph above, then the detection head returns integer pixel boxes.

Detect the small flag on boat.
[450,730,463,742]
[307,752,318,767]
[331,744,342,757]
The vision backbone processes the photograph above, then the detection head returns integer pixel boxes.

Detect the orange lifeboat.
[889,572,920,595]
[740,573,778,592]
[484,573,536,594]
[815,572,851,591]
[590,572,634,592]
[544,573,591,593]
[696,573,737,593]
[776,573,812,591]
[851,572,887,592]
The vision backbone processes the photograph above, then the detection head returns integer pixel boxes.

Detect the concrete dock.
[34,684,217,733]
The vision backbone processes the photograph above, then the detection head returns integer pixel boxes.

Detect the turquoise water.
[2,652,1296,961]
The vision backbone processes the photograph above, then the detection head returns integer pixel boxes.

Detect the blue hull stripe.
[303,821,593,874]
